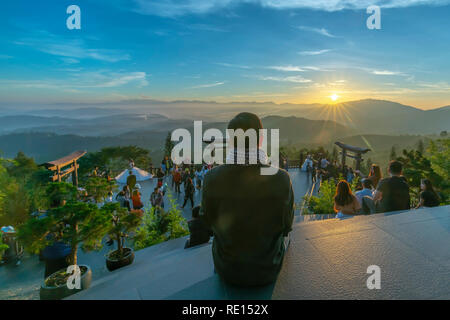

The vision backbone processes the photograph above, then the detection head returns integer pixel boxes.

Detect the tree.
[84,176,117,203]
[390,145,397,160]
[0,236,8,261]
[45,182,77,208]
[101,203,142,259]
[19,201,110,266]
[7,151,38,181]
[440,131,447,137]
[427,139,450,203]
[164,132,175,157]
[417,139,425,154]
[428,139,449,183]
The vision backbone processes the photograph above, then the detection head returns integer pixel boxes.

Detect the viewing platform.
[70,205,450,300]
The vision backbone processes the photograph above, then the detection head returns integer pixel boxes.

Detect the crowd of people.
[32,112,445,289]
[333,161,441,218]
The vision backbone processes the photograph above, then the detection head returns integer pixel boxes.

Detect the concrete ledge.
[70,205,450,300]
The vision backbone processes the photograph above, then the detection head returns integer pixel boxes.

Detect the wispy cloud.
[257,75,312,83]
[298,49,332,56]
[370,70,404,76]
[267,65,305,72]
[191,81,225,89]
[215,62,251,69]
[15,31,130,62]
[0,71,149,90]
[131,0,450,17]
[187,24,228,32]
[297,26,336,38]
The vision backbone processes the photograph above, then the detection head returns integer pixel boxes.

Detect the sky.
[0,0,449,109]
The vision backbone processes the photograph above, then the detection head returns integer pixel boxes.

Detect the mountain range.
[0,99,447,162]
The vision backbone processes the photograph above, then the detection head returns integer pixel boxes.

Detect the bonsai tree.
[101,202,142,259]
[19,200,110,268]
[84,176,118,203]
[45,182,77,208]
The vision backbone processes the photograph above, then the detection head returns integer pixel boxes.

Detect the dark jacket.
[201,164,294,286]
[187,218,212,247]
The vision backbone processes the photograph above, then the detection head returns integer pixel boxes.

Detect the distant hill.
[0,116,353,162]
[289,99,450,135]
[338,134,428,153]
[0,132,167,163]
[2,99,448,136]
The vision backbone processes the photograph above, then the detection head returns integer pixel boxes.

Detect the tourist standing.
[182,177,195,209]
[150,187,164,211]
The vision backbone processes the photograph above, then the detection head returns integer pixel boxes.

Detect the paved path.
[0,169,312,300]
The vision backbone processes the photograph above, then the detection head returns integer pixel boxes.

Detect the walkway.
[0,168,312,300]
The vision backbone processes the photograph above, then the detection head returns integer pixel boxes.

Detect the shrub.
[303,179,335,215]
[133,191,189,251]
[0,236,8,261]
[101,202,142,258]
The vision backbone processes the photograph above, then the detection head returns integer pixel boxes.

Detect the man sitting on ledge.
[201,112,294,287]
[362,160,410,214]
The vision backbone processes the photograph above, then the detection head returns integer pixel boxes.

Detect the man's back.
[377,176,410,212]
[201,164,294,286]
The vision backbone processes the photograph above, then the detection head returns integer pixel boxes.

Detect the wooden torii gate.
[42,150,86,187]
[335,142,370,171]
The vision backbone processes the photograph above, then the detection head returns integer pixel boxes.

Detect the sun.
[330,94,339,102]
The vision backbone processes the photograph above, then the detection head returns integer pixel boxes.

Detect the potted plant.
[19,200,110,300]
[102,203,142,271]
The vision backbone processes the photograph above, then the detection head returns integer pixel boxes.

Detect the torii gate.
[42,150,86,187]
[334,142,370,171]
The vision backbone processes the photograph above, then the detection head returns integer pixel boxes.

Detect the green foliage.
[101,202,142,256]
[304,180,336,215]
[84,176,117,203]
[0,154,49,226]
[78,146,151,179]
[396,140,449,205]
[7,152,38,181]
[0,236,8,261]
[390,145,397,160]
[45,182,77,207]
[164,132,175,157]
[133,191,189,251]
[304,176,360,215]
[19,201,110,265]
[427,139,450,203]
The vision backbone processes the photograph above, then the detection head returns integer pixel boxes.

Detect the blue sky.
[0,0,449,109]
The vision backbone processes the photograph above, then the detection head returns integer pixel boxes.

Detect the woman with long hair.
[416,179,440,208]
[334,180,361,218]
[367,164,382,188]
